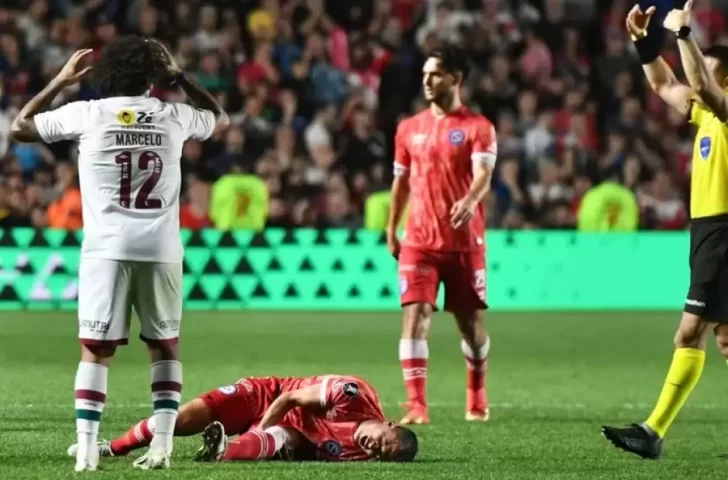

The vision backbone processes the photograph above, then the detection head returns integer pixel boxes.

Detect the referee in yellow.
[602,0,728,459]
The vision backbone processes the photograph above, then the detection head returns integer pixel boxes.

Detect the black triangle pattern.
[266,257,283,271]
[299,257,314,271]
[219,284,239,300]
[189,284,207,300]
[30,230,49,247]
[0,285,19,300]
[251,282,269,298]
[61,232,80,246]
[235,257,254,274]
[284,284,299,297]
[187,231,206,247]
[218,232,238,247]
[203,258,223,274]
[250,232,270,247]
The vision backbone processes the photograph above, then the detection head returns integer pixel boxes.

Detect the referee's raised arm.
[666,0,728,121]
[626,5,693,117]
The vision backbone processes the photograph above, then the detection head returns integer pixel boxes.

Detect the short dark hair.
[392,426,419,462]
[92,35,166,97]
[705,45,728,72]
[429,43,470,80]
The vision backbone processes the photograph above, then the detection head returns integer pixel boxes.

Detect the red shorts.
[199,378,279,435]
[398,247,487,313]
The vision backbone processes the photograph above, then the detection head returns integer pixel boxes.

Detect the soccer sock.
[461,337,490,412]
[399,339,429,409]
[222,430,278,461]
[644,347,705,438]
[149,360,182,453]
[75,362,108,460]
[110,417,155,456]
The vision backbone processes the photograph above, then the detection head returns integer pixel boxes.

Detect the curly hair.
[92,35,167,97]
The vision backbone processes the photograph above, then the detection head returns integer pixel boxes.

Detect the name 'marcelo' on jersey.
[34,96,215,262]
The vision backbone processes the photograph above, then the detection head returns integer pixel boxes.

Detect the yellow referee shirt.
[690,102,728,218]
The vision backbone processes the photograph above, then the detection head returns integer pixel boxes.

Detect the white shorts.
[78,258,183,346]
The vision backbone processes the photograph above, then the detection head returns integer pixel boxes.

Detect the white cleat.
[67,440,114,458]
[133,450,171,470]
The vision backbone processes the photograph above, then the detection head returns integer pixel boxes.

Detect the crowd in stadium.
[0,0,726,231]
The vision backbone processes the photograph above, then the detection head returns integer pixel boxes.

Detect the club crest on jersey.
[342,382,359,397]
[117,109,136,126]
[700,136,711,160]
[218,385,237,395]
[321,440,342,458]
[448,129,465,145]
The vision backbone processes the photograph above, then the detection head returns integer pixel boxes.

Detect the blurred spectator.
[0,0,711,231]
[209,162,268,231]
[180,180,213,230]
[46,163,82,230]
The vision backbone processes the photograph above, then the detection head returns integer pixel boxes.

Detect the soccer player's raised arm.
[150,39,230,136]
[257,385,322,431]
[10,49,93,143]
[666,1,728,121]
[386,123,411,258]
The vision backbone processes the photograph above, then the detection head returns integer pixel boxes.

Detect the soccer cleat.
[601,424,663,460]
[132,450,171,470]
[465,408,490,422]
[67,440,114,458]
[399,401,430,425]
[194,421,228,462]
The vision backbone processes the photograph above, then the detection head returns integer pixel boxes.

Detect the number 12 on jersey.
[115,151,164,209]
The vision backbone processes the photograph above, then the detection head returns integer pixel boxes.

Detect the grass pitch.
[2,311,728,479]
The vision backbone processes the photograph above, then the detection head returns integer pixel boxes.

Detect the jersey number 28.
[115,151,163,209]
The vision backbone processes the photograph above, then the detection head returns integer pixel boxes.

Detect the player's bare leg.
[399,303,432,425]
[454,310,490,421]
[602,312,712,459]
[74,344,115,472]
[67,397,215,458]
[132,341,182,470]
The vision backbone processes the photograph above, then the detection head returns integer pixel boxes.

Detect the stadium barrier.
[0,228,688,311]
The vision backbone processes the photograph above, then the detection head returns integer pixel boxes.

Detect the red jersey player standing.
[387,44,496,425]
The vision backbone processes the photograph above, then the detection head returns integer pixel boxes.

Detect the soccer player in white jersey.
[9,36,229,471]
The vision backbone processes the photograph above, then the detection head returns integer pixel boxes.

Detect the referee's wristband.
[633,35,661,65]
[676,26,691,40]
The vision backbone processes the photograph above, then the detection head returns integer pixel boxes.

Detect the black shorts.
[686,214,728,322]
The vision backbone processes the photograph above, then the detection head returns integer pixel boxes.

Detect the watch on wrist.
[677,26,691,39]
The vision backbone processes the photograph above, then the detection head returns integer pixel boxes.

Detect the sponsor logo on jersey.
[321,440,342,457]
[218,385,237,395]
[448,129,465,145]
[700,136,711,160]
[399,277,408,294]
[411,133,427,146]
[342,382,359,397]
[117,109,136,126]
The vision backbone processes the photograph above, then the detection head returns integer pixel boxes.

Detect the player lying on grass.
[68,375,418,462]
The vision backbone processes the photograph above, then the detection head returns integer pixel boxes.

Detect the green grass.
[2,311,728,479]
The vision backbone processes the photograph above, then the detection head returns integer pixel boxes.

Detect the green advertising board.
[0,228,689,311]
